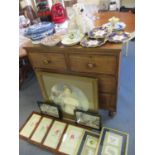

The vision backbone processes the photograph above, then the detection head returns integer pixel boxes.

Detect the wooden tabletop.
[23,11,135,51]
[95,11,135,33]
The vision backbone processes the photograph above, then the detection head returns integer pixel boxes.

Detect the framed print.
[77,131,99,155]
[58,125,85,155]
[30,117,53,144]
[37,101,62,119]
[19,112,42,139]
[75,110,101,130]
[36,71,98,121]
[95,127,129,155]
[42,120,67,150]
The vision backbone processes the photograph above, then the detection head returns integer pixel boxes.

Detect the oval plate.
[80,37,107,48]
[88,27,108,39]
[108,32,130,43]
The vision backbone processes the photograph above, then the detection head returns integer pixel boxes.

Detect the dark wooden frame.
[74,109,102,131]
[20,111,100,155]
[96,127,129,155]
[37,101,62,119]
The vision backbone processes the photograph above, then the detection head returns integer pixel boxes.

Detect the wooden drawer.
[99,93,116,111]
[28,52,67,70]
[69,54,117,75]
[98,76,116,93]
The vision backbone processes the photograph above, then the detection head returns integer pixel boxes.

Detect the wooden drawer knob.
[43,59,51,64]
[87,63,96,68]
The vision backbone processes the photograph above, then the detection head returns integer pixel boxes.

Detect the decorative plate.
[108,32,130,43]
[80,37,107,48]
[103,22,126,31]
[88,27,108,39]
[40,35,61,46]
[61,33,84,46]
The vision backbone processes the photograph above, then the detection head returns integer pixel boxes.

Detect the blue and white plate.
[103,22,126,31]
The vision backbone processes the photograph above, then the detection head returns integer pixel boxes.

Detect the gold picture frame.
[77,131,100,155]
[30,117,53,144]
[19,112,42,139]
[42,120,67,150]
[36,71,98,121]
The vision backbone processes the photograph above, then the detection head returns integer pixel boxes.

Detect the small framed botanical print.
[58,125,85,155]
[95,127,129,155]
[74,109,102,130]
[37,101,62,119]
[77,131,99,155]
[42,120,67,150]
[30,117,53,144]
[19,112,42,139]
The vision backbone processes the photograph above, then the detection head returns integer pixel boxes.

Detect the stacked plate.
[25,22,55,43]
[80,27,108,48]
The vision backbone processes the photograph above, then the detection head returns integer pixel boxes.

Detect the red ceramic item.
[51,3,67,24]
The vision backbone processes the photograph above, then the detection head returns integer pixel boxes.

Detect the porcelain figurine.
[68,3,94,34]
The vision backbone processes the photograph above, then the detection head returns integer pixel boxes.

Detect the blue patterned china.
[88,27,109,39]
[103,22,126,31]
[80,37,107,48]
[108,32,130,43]
[30,29,54,41]
[25,22,55,35]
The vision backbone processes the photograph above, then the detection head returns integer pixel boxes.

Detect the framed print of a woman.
[50,84,89,115]
[36,71,98,120]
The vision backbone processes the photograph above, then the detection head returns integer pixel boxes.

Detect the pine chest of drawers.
[25,43,122,117]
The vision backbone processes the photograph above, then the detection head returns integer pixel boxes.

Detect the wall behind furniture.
[121,0,135,8]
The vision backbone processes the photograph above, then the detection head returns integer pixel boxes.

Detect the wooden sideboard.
[24,12,135,117]
[25,42,122,116]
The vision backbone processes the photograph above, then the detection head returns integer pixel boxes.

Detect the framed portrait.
[36,71,98,121]
[77,131,99,155]
[58,125,85,155]
[19,112,42,139]
[95,127,129,155]
[74,109,102,130]
[37,101,62,119]
[42,120,67,150]
[30,117,53,144]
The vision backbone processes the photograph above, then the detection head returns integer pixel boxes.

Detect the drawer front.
[98,77,116,93]
[28,52,67,70]
[99,93,116,111]
[69,54,117,75]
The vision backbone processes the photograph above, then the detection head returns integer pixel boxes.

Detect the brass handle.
[43,59,51,64]
[87,63,96,68]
